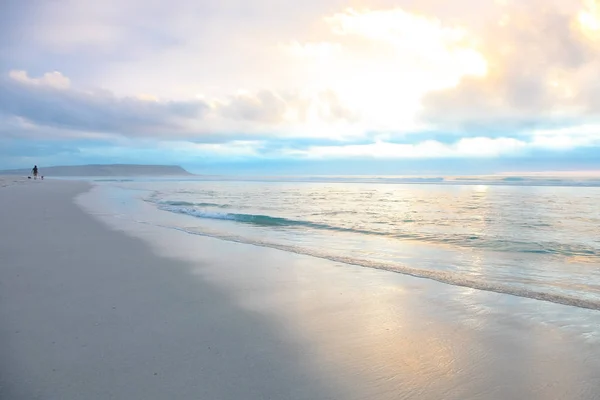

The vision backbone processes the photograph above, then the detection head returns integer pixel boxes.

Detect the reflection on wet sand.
[187,244,600,399]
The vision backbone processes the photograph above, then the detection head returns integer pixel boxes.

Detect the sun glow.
[286,8,488,131]
[579,0,600,32]
[323,8,488,80]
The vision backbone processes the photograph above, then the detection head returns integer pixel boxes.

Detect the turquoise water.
[97,177,600,310]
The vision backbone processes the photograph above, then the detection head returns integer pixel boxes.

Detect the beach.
[1,179,600,399]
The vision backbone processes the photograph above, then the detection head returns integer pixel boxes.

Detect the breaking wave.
[157,204,600,259]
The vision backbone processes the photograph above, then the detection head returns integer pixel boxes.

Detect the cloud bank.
[1,0,599,170]
[422,0,600,131]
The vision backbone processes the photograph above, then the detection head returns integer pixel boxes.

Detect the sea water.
[90,176,600,311]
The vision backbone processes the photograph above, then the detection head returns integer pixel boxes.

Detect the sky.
[1,0,600,174]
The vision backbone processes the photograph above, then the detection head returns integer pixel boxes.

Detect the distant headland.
[0,164,193,177]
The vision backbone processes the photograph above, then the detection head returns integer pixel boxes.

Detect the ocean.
[87,175,600,311]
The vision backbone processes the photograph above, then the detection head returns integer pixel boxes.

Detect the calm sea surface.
[93,176,600,310]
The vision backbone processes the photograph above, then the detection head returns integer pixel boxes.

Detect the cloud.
[282,7,488,130]
[1,70,366,142]
[2,0,600,170]
[1,0,356,97]
[3,66,599,166]
[218,91,289,123]
[9,70,71,89]
[216,89,359,126]
[289,137,528,159]
[283,132,600,160]
[0,70,209,138]
[421,0,600,132]
[529,124,600,149]
[4,2,490,126]
[2,4,492,139]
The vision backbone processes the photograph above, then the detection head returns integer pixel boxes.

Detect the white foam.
[146,222,600,311]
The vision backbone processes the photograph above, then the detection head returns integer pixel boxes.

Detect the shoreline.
[2,180,600,399]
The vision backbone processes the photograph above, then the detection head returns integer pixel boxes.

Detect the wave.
[158,200,230,208]
[152,175,600,187]
[145,222,600,311]
[157,205,600,259]
[158,205,346,230]
[94,179,135,182]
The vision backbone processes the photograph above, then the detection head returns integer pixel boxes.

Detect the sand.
[1,179,600,399]
[0,176,32,188]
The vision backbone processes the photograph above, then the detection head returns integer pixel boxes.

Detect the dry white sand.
[1,179,600,399]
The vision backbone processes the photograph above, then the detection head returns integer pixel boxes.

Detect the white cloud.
[421,0,600,129]
[529,124,600,149]
[3,0,600,162]
[291,137,528,159]
[1,70,364,141]
[157,140,262,158]
[9,70,71,89]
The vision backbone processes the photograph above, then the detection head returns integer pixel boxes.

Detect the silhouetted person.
[32,165,38,180]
